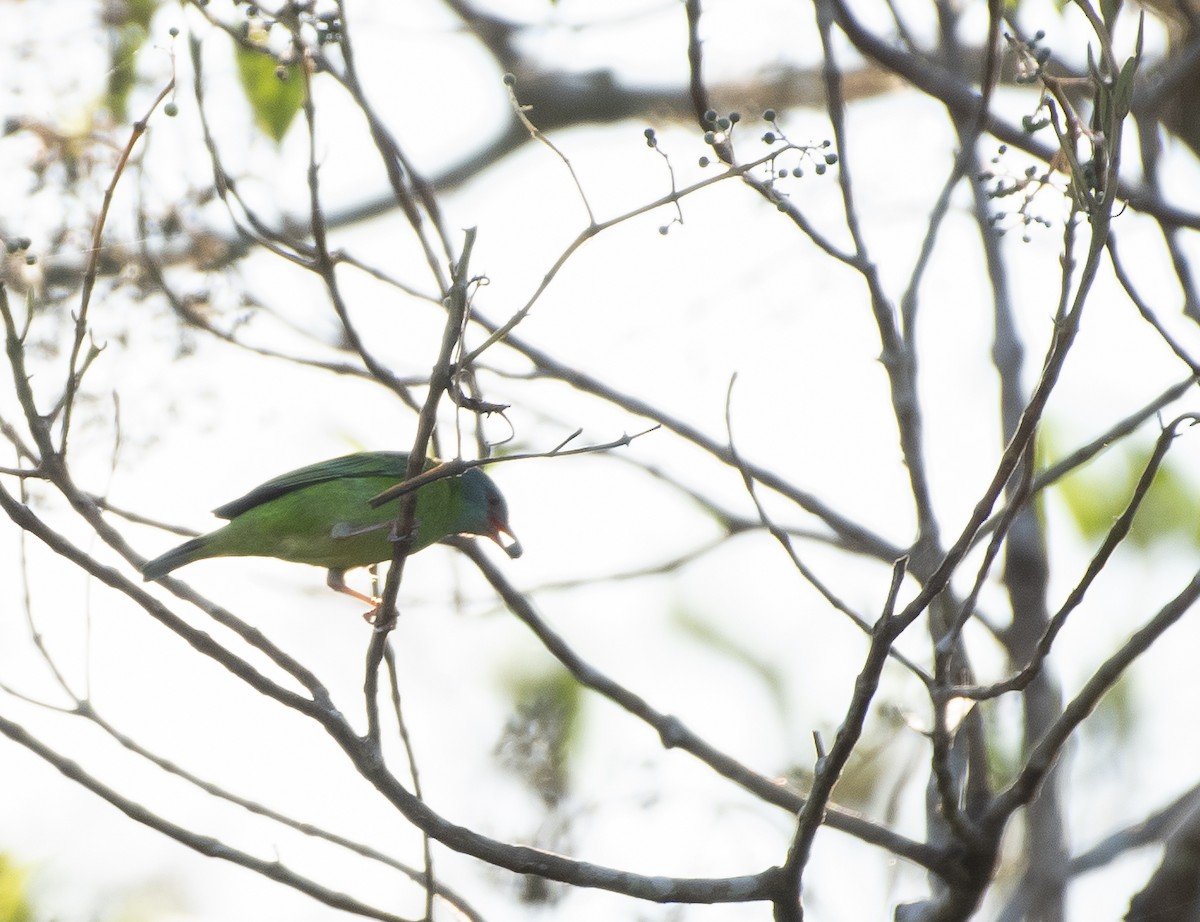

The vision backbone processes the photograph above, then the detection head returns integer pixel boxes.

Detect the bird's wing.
[330,521,393,538]
[213,451,412,519]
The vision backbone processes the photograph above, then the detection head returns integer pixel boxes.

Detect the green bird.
[142,451,521,605]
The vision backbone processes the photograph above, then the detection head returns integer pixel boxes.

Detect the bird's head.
[460,467,522,558]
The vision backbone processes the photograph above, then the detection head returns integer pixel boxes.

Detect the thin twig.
[61,76,176,453]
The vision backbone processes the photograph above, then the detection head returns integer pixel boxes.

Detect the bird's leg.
[326,568,381,621]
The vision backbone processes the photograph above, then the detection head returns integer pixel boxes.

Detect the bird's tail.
[142,537,208,582]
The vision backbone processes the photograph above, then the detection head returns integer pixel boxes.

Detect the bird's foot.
[327,568,383,621]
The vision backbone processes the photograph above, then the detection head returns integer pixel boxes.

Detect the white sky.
[2,0,1200,920]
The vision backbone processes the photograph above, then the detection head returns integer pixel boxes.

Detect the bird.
[142,451,521,605]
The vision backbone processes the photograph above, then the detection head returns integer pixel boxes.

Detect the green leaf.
[1095,78,1114,131]
[1100,0,1123,29]
[0,855,33,922]
[106,0,160,121]
[1132,461,1200,546]
[235,46,305,143]
[1110,13,1144,124]
[1049,437,1200,549]
[496,667,582,807]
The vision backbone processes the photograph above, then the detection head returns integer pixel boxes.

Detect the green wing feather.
[214,451,414,518]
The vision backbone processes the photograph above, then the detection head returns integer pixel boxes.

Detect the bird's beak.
[491,519,523,558]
